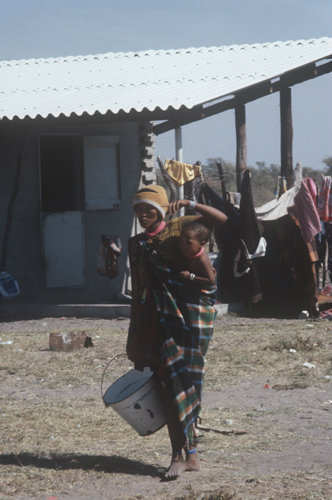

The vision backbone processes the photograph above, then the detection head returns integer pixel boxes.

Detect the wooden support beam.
[152,60,332,136]
[280,87,294,188]
[235,104,247,192]
[152,98,235,135]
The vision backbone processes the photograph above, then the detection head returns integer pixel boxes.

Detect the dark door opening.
[40,135,83,212]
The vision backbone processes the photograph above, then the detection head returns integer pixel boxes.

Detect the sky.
[0,0,331,170]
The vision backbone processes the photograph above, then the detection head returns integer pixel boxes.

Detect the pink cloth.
[145,221,166,237]
[288,180,321,243]
[317,176,332,221]
[304,177,317,207]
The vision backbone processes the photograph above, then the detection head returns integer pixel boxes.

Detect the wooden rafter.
[152,59,332,135]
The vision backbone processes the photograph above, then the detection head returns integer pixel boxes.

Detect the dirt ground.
[0,313,331,500]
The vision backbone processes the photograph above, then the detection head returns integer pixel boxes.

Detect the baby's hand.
[179,270,191,281]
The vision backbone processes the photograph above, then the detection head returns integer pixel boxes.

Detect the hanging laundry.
[317,176,332,221]
[324,221,332,283]
[315,222,328,290]
[226,191,241,206]
[163,159,202,186]
[274,176,287,198]
[240,170,263,255]
[237,170,263,303]
[288,180,321,243]
[305,177,318,207]
[97,235,122,279]
[294,162,303,187]
[184,175,204,204]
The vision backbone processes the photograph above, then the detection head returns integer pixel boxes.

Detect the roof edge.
[1,36,331,66]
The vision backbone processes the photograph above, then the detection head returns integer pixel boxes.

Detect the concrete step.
[0,303,131,321]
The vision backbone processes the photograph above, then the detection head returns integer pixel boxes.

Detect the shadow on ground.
[0,453,161,477]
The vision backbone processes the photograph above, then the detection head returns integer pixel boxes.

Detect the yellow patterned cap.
[133,185,169,218]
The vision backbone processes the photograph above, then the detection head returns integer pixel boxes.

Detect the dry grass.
[0,315,331,499]
[0,319,130,387]
[205,317,331,390]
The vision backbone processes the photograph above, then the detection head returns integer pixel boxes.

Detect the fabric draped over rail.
[198,178,319,317]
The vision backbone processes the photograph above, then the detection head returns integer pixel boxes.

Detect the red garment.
[304,178,317,207]
[288,180,321,243]
[317,176,332,221]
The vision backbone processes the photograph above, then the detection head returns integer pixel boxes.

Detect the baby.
[178,220,216,287]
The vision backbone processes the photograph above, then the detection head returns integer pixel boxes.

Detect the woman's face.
[134,203,161,231]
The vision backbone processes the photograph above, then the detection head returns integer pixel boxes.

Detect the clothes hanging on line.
[287,179,321,244]
[184,175,204,204]
[164,159,202,186]
[198,181,263,305]
[324,222,332,283]
[305,177,318,208]
[274,176,287,198]
[226,191,241,206]
[317,176,332,221]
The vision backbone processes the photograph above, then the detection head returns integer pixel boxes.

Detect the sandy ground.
[34,381,331,500]
[0,315,331,500]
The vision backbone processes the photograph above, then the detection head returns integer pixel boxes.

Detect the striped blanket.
[128,237,216,444]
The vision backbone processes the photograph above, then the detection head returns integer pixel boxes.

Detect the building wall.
[0,119,155,303]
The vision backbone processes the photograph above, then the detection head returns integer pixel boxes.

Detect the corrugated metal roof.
[0,37,331,121]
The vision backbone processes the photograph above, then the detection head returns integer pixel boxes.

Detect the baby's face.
[179,229,202,258]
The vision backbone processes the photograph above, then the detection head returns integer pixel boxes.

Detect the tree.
[202,159,280,206]
[249,162,280,206]
[322,157,332,176]
[202,158,237,194]
[159,156,329,208]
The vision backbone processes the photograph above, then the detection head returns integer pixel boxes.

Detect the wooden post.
[217,161,227,199]
[175,127,184,215]
[280,86,294,188]
[235,104,247,192]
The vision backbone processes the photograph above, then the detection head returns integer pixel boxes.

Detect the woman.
[126,185,227,480]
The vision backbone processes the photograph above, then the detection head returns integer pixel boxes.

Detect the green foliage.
[322,156,332,176]
[201,158,330,207]
[156,156,330,208]
[203,157,237,193]
[302,165,322,187]
[202,158,280,206]
[249,162,280,206]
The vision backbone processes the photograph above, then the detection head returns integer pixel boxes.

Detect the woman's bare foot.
[185,448,200,471]
[163,449,200,480]
[163,454,186,480]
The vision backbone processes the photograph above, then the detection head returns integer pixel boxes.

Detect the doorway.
[40,135,85,289]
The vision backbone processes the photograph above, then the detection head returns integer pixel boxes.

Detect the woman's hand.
[167,200,190,215]
[167,199,228,227]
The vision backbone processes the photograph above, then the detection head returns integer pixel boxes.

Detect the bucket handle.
[101,353,128,406]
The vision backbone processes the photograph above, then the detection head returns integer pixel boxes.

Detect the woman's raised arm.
[167,199,227,228]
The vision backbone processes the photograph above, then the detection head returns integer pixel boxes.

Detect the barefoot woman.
[126,185,227,479]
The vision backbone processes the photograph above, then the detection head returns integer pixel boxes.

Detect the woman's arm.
[167,200,227,228]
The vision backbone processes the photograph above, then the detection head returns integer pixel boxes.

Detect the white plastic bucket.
[103,367,166,436]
